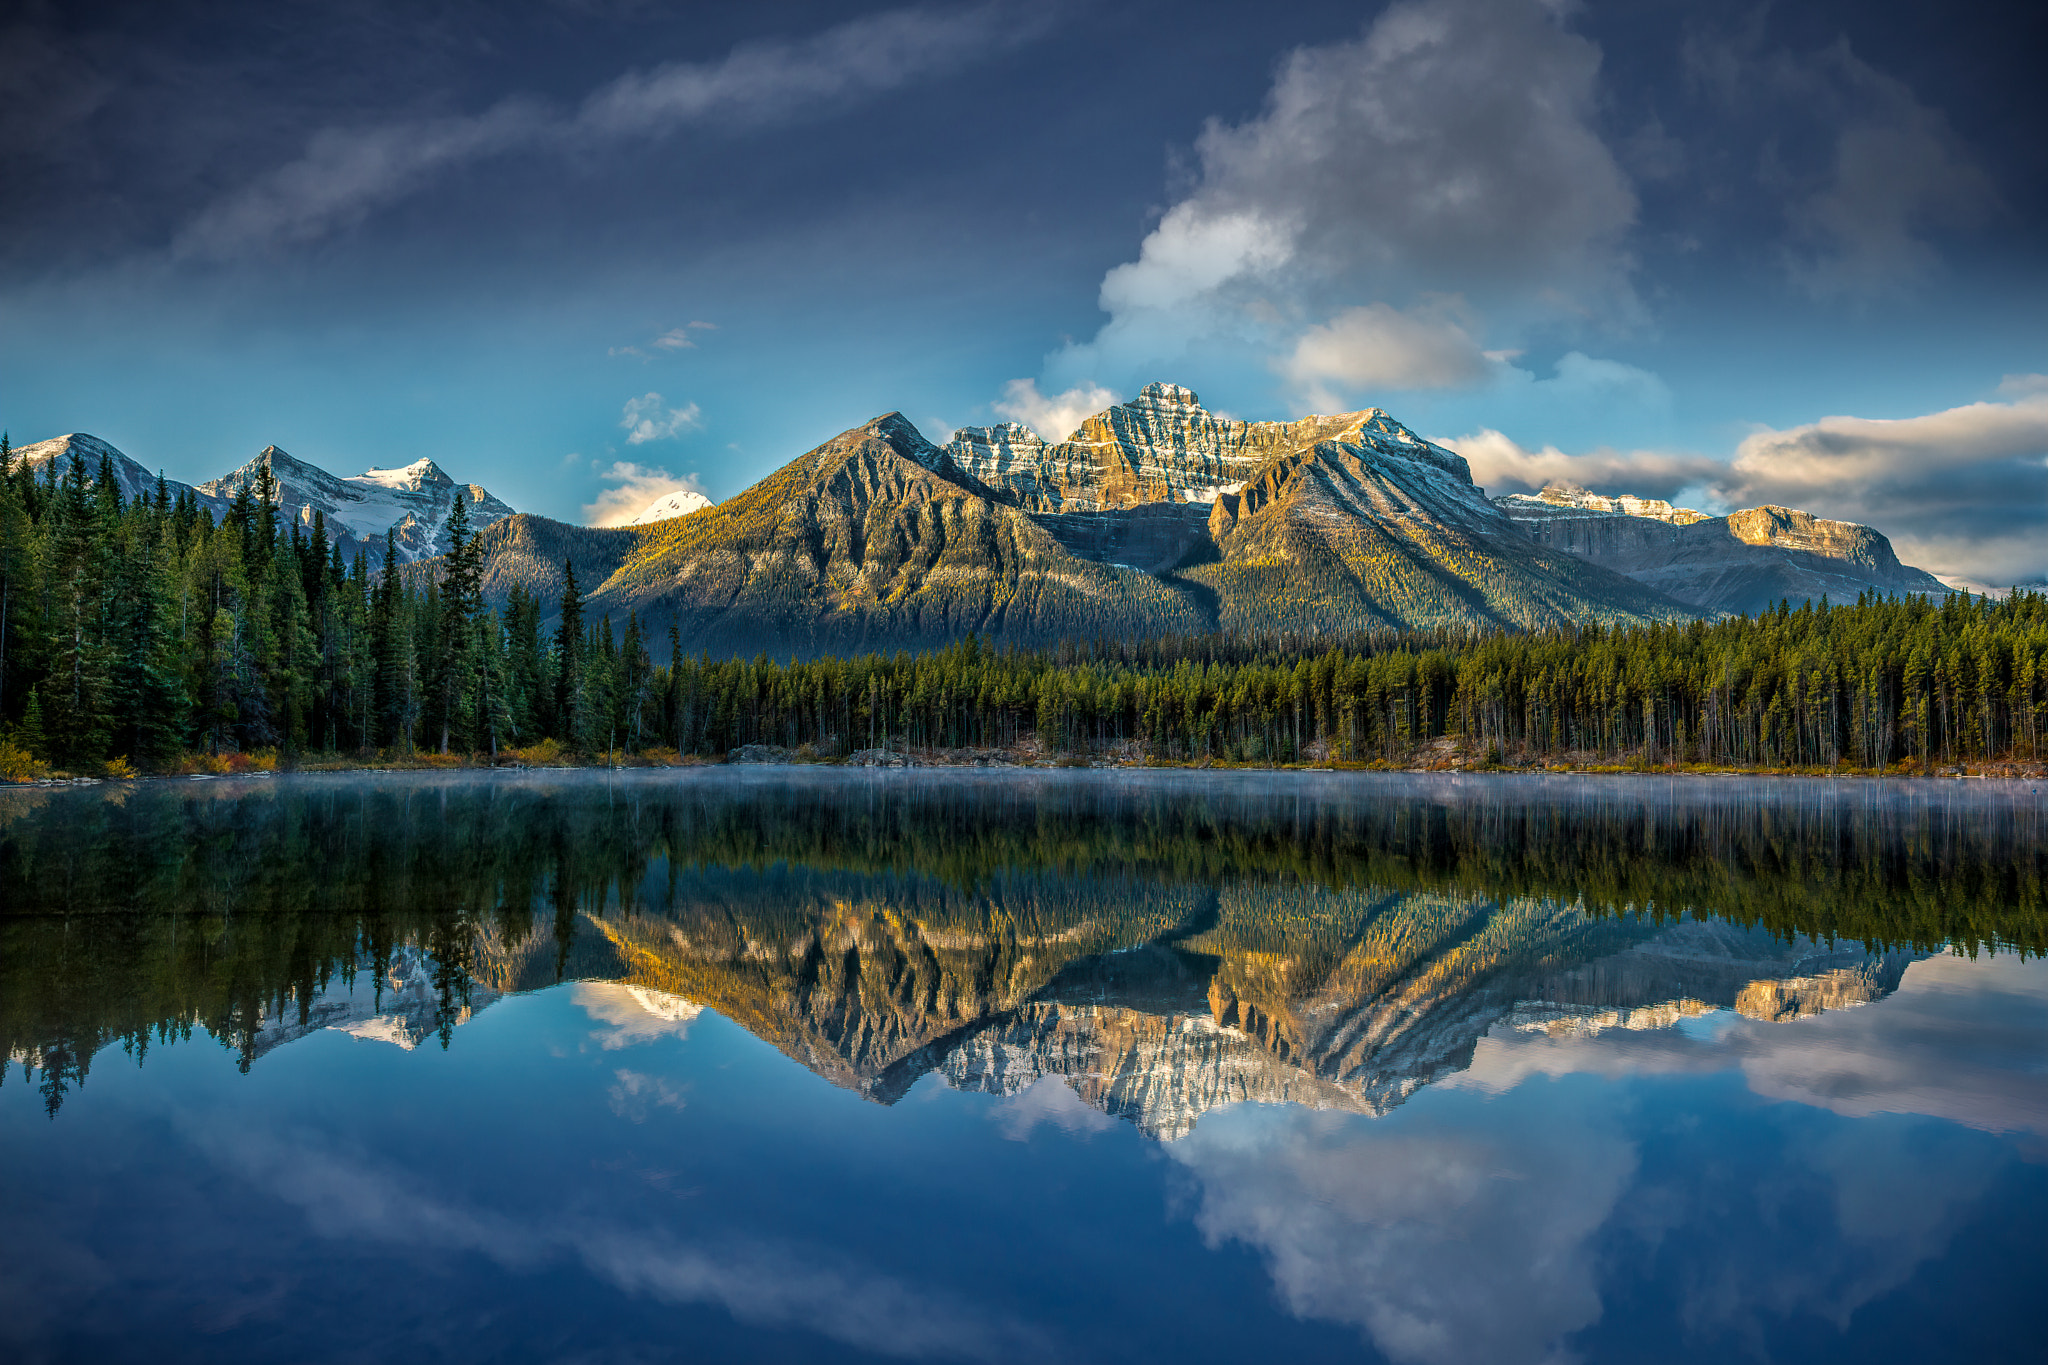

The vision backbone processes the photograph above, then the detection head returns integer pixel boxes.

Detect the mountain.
[198,445,514,563]
[1497,481,1953,615]
[564,409,1217,654]
[10,433,516,565]
[435,513,642,617]
[625,488,713,525]
[544,386,1692,655]
[10,433,225,515]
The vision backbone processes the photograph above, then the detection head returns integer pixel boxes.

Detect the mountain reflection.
[3,770,2039,1120]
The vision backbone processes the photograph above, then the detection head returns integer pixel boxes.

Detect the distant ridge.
[1496,479,1952,616]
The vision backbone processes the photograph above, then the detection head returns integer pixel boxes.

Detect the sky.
[2,0,2043,589]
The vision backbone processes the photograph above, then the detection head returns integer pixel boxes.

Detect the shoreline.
[7,749,2045,789]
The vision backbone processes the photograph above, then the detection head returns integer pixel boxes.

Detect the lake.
[2,769,2043,1365]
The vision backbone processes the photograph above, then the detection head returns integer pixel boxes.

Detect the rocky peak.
[1723,505,1899,570]
[944,382,1476,513]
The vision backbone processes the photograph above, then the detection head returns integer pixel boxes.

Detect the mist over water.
[2,770,2042,1364]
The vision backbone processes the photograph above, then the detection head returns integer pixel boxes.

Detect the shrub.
[505,737,568,766]
[0,738,50,783]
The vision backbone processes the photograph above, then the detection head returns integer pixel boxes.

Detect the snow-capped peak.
[626,488,713,525]
[355,457,453,492]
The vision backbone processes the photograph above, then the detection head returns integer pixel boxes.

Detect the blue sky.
[3,0,2043,587]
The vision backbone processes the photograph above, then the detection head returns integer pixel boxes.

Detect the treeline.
[3,434,2045,771]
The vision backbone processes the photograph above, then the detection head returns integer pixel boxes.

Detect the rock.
[727,744,793,764]
[843,748,912,767]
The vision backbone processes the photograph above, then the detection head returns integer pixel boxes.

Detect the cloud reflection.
[1168,954,2045,1365]
[1455,954,2048,1138]
[190,1121,1052,1363]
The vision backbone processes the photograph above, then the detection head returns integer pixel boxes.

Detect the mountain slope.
[1498,482,1954,614]
[578,412,1212,655]
[1192,435,1692,632]
[199,446,514,562]
[434,513,642,620]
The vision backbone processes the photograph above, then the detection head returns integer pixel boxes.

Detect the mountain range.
[15,382,1959,648]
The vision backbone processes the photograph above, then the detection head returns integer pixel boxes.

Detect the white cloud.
[1049,0,1640,393]
[619,392,703,445]
[1171,1102,1634,1365]
[990,379,1118,444]
[654,321,717,351]
[584,458,707,527]
[1446,428,1724,502]
[175,5,1048,258]
[1279,302,1490,409]
[575,982,705,1049]
[1443,376,2048,589]
[1721,381,2048,587]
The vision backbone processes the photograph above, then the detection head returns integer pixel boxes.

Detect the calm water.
[2,770,2043,1365]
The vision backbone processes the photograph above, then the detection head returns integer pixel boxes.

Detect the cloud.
[1279,302,1490,409]
[607,1068,689,1121]
[619,392,703,445]
[1171,1099,1635,1365]
[653,321,716,350]
[1441,375,2048,589]
[1447,428,1725,503]
[1720,382,2048,587]
[584,458,707,527]
[575,982,705,1049]
[1049,0,1639,393]
[990,379,1118,444]
[1171,952,2047,1364]
[1456,954,2048,1139]
[991,1076,1117,1141]
[1684,31,1998,298]
[189,1121,1053,1362]
[174,4,1048,258]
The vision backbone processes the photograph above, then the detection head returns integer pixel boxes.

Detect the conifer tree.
[554,560,585,749]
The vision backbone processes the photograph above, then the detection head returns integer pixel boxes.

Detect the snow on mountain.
[199,446,516,562]
[1495,480,1710,526]
[625,488,713,525]
[10,433,224,514]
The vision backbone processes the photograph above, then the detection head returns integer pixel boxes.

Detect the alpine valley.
[17,383,1959,658]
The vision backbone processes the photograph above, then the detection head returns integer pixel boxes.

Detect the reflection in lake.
[1,771,2042,1364]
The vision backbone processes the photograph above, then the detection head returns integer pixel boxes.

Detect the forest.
[2,433,2045,775]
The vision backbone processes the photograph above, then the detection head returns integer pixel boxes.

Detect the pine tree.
[555,560,585,750]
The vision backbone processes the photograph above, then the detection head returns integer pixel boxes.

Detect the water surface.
[2,770,2043,1364]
